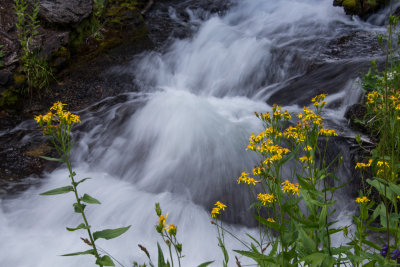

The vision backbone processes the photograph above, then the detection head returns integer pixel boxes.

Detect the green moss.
[69,16,100,51]
[342,0,362,14]
[0,87,20,109]
[13,74,26,84]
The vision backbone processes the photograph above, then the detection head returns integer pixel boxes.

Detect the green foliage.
[14,0,54,94]
[35,102,130,266]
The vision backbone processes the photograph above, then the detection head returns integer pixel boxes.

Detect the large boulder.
[39,0,93,26]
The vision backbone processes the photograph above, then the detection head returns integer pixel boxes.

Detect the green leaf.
[66,223,89,231]
[40,186,74,196]
[297,228,315,255]
[303,252,325,267]
[40,156,65,162]
[319,205,327,229]
[197,261,214,267]
[234,250,276,264]
[81,194,101,204]
[73,202,86,213]
[93,225,131,241]
[218,237,229,263]
[157,242,168,267]
[96,255,115,266]
[74,178,91,187]
[61,249,95,256]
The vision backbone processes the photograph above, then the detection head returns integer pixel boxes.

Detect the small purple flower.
[391,249,400,260]
[381,244,388,257]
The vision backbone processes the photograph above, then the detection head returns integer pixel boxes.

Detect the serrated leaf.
[93,225,131,241]
[197,261,214,267]
[40,186,74,196]
[66,223,88,231]
[61,249,95,256]
[40,156,64,162]
[96,255,115,266]
[81,194,101,204]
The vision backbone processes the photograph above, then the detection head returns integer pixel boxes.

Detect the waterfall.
[0,0,393,265]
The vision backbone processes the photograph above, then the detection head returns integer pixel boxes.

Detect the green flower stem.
[60,131,102,266]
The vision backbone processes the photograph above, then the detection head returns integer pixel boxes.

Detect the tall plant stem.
[62,141,102,267]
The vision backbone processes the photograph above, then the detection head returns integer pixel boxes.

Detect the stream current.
[0,0,396,265]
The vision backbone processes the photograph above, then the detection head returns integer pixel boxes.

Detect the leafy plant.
[35,102,131,266]
[14,0,54,94]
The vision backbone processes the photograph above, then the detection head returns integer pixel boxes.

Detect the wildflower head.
[355,159,372,169]
[355,196,370,204]
[211,201,226,218]
[257,193,276,205]
[156,212,169,233]
[281,180,300,195]
[237,172,260,186]
[267,218,275,223]
[34,102,80,134]
[165,224,177,236]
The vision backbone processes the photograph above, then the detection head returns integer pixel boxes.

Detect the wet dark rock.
[0,69,12,85]
[345,103,369,133]
[39,31,69,60]
[39,0,93,26]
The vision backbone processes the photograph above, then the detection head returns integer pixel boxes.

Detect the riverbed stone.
[39,0,93,26]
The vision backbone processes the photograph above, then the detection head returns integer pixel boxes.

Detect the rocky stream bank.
[0,0,392,197]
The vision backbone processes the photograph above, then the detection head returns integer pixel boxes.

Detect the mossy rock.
[68,0,148,58]
[337,0,387,16]
[342,0,362,14]
[50,46,71,69]
[0,87,21,110]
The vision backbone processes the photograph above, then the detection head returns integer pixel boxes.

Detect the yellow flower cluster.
[312,94,327,109]
[237,172,260,185]
[281,180,300,195]
[299,156,313,165]
[34,101,80,126]
[157,213,168,230]
[156,212,177,235]
[211,201,227,218]
[319,128,338,137]
[355,159,373,169]
[355,196,370,204]
[267,218,275,223]
[377,160,391,176]
[367,91,379,104]
[367,89,400,112]
[257,193,276,205]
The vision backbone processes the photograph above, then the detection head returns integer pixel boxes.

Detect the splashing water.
[0,0,392,265]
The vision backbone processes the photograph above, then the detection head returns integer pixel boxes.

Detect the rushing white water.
[0,0,393,266]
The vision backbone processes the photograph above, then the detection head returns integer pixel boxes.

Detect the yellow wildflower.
[215,201,227,211]
[257,193,276,205]
[281,180,300,195]
[267,218,275,223]
[211,201,226,218]
[165,224,177,235]
[355,196,370,204]
[355,159,372,169]
[211,207,220,218]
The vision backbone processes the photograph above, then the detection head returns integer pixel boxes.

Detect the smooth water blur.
[0,0,392,265]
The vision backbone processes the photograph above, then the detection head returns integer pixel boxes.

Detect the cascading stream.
[0,0,395,266]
